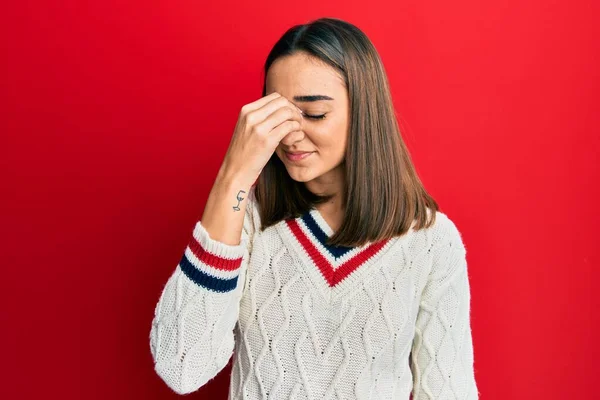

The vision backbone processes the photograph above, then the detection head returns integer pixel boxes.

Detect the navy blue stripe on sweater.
[301,211,355,259]
[179,253,238,293]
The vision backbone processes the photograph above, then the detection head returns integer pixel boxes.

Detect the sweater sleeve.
[149,191,257,395]
[410,215,479,400]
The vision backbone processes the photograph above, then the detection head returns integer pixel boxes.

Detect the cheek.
[313,120,347,153]
[310,116,347,143]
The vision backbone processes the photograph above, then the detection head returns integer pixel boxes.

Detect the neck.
[304,164,345,214]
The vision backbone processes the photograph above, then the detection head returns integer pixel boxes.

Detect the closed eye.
[304,113,326,120]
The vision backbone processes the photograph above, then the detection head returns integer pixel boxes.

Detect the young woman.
[150,17,479,399]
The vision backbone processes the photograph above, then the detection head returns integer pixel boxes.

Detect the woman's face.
[265,52,350,186]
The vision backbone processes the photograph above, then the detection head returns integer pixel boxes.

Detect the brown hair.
[254,17,439,247]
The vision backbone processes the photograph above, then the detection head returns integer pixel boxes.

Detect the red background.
[1,1,597,398]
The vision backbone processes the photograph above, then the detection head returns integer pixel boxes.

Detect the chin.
[286,169,318,183]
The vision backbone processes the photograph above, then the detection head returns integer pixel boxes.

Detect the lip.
[284,151,314,162]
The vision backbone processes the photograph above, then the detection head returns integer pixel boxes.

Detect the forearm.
[151,181,258,394]
[201,169,255,246]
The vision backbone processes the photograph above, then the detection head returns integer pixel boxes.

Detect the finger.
[249,95,303,126]
[255,105,303,135]
[242,92,281,113]
[269,119,302,143]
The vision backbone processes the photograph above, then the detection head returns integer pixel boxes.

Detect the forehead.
[266,52,345,96]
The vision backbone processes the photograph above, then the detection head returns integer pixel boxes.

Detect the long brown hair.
[254,17,439,247]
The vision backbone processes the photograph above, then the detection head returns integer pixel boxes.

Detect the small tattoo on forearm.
[233,190,246,211]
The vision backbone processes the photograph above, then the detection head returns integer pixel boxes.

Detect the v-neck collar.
[275,207,398,301]
[301,208,357,259]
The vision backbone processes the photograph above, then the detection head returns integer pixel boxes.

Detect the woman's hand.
[219,92,304,185]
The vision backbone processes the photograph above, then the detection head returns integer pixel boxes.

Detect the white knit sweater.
[149,188,479,399]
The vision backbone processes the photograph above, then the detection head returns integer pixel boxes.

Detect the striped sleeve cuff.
[178,220,246,293]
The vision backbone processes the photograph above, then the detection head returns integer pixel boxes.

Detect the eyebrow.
[292,95,334,102]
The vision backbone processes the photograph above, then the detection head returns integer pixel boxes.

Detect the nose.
[280,129,306,147]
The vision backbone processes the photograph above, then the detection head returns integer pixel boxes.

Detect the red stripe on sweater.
[188,236,243,271]
[286,219,389,287]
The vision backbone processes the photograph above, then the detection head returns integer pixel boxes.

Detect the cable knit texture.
[150,188,479,399]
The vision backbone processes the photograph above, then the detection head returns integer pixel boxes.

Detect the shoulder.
[400,208,466,262]
[425,209,467,255]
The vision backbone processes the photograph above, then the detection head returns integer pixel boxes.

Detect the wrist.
[215,168,256,193]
